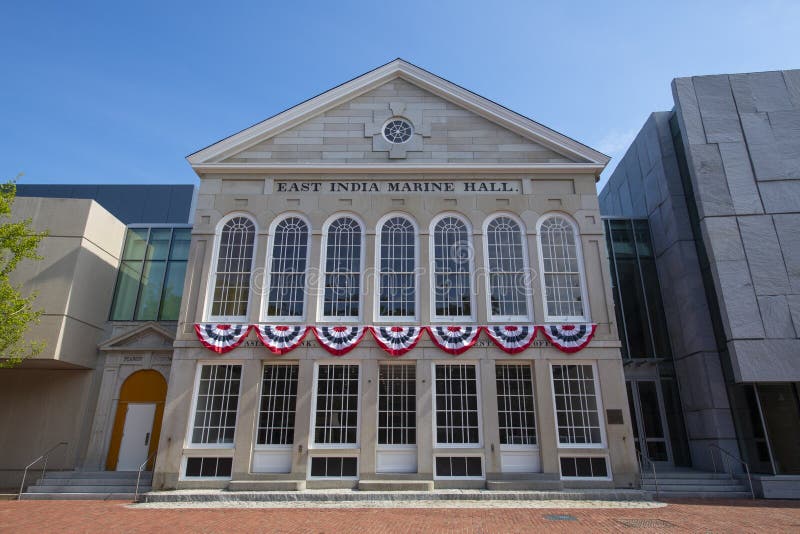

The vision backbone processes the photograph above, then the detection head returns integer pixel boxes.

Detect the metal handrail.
[18,441,68,500]
[708,443,755,499]
[134,451,157,503]
[637,450,659,498]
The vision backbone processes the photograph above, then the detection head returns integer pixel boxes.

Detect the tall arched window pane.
[265,217,309,318]
[486,216,528,319]
[210,216,256,319]
[323,217,362,318]
[432,216,472,318]
[378,216,416,318]
[539,215,585,320]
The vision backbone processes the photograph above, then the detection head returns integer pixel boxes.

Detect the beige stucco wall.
[8,198,126,368]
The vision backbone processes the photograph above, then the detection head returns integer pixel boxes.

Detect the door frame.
[116,402,158,471]
[627,378,673,467]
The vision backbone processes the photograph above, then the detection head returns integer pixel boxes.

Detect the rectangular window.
[109,226,191,321]
[378,364,416,445]
[552,364,603,446]
[434,364,480,446]
[435,456,483,478]
[191,364,242,445]
[559,456,609,479]
[313,364,360,446]
[309,457,358,478]
[184,457,233,478]
[378,217,416,319]
[496,364,537,446]
[256,364,299,446]
[322,218,362,319]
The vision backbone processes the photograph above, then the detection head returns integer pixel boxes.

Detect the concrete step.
[641,478,743,486]
[642,484,745,493]
[486,480,563,491]
[20,492,136,500]
[358,480,434,491]
[228,480,306,491]
[141,488,650,503]
[641,472,730,480]
[35,477,151,486]
[43,471,150,480]
[650,490,752,499]
[28,485,148,493]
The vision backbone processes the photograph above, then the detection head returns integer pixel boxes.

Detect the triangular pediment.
[100,322,175,352]
[188,59,608,171]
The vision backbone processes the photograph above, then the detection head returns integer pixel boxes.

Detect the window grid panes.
[256,365,299,446]
[486,216,528,318]
[378,217,416,318]
[552,364,603,445]
[435,364,480,445]
[539,216,585,320]
[496,364,537,446]
[184,457,233,478]
[314,364,360,445]
[191,365,242,445]
[210,217,256,319]
[433,216,472,318]
[310,457,358,478]
[323,217,362,318]
[264,217,309,318]
[378,364,416,445]
[109,227,191,321]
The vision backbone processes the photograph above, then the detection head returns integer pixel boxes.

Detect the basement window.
[184,457,233,478]
[309,457,358,478]
[559,456,609,479]
[434,456,483,478]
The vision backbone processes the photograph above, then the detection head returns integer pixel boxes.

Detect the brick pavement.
[1,499,799,533]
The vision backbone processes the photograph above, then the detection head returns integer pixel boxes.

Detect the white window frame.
[308,361,362,450]
[558,453,612,481]
[179,453,235,481]
[549,361,607,449]
[376,361,417,452]
[535,212,590,323]
[495,361,539,452]
[306,454,360,480]
[203,212,259,323]
[373,212,419,323]
[317,213,366,323]
[431,361,483,449]
[185,361,243,450]
[253,361,300,452]
[432,453,485,480]
[482,213,533,323]
[260,212,312,322]
[428,212,476,323]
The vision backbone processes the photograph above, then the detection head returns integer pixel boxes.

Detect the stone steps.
[358,480,434,491]
[642,470,752,499]
[20,470,151,500]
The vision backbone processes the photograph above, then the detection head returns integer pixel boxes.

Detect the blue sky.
[1,1,798,190]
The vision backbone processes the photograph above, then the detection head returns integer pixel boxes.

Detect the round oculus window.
[383,118,413,143]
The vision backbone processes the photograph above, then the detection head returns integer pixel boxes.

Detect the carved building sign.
[275,180,521,194]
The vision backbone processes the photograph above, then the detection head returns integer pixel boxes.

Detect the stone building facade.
[153,60,638,490]
[600,69,800,498]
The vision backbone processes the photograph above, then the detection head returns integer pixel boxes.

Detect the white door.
[116,403,156,471]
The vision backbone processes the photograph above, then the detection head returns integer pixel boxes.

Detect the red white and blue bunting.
[486,325,539,354]
[540,324,597,353]
[313,326,367,356]
[369,326,423,357]
[194,324,252,354]
[426,326,483,355]
[254,325,309,355]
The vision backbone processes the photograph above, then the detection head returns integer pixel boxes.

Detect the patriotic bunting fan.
[194,324,252,354]
[313,326,367,356]
[426,326,482,355]
[486,325,538,354]
[370,326,423,357]
[254,325,309,355]
[541,324,597,353]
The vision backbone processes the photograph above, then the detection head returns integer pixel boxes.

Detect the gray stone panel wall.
[671,70,800,383]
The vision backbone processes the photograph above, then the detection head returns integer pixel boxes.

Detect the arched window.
[321,216,363,319]
[431,214,473,319]
[263,215,310,319]
[485,215,530,320]
[376,215,417,319]
[208,215,256,320]
[537,214,587,322]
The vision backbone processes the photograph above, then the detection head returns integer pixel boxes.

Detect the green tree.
[0,180,47,367]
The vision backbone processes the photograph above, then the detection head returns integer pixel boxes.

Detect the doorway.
[106,370,167,471]
[626,379,673,467]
